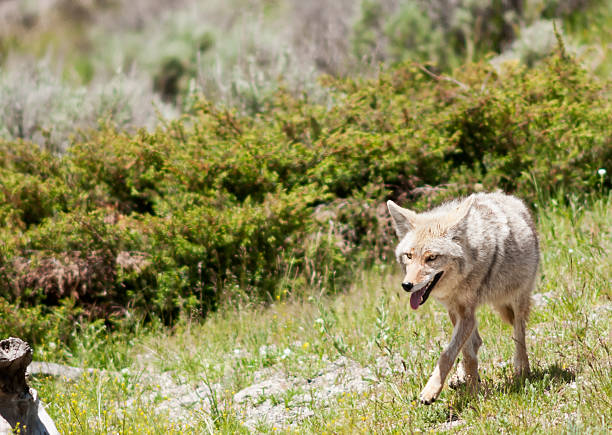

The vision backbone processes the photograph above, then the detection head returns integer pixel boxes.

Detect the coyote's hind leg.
[495,291,531,377]
[511,291,531,376]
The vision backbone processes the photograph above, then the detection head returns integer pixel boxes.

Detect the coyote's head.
[386,197,475,310]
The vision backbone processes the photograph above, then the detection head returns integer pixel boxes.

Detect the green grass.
[29,193,611,433]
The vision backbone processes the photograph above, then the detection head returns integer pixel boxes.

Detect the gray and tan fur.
[387,192,539,404]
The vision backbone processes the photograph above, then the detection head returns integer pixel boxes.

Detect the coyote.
[387,192,539,404]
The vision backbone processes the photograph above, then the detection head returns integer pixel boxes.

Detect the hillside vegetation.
[0,54,610,331]
[1,0,611,150]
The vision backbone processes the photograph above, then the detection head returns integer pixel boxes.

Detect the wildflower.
[281,348,292,359]
[314,318,324,331]
[598,168,606,176]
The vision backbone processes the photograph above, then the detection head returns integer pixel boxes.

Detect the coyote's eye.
[426,254,437,262]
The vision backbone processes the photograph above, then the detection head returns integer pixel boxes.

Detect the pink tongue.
[410,288,426,310]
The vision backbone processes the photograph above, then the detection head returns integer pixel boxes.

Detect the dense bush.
[0,54,609,321]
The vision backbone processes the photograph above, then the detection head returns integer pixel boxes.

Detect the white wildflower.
[281,348,292,359]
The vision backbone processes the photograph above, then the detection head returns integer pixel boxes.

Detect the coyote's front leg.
[420,311,475,404]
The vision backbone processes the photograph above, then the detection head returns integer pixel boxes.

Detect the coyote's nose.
[402,282,414,292]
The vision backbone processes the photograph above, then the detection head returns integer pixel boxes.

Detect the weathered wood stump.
[0,338,58,435]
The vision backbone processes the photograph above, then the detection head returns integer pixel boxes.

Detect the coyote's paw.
[419,380,442,405]
[448,372,465,390]
[449,369,480,390]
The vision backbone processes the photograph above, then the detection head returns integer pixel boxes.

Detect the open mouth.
[409,271,443,310]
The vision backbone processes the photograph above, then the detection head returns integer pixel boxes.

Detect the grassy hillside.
[28,193,611,433]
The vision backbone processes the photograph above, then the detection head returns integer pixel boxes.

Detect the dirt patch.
[28,352,408,429]
[232,354,407,429]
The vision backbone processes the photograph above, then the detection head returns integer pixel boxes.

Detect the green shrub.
[0,297,81,354]
[0,53,609,321]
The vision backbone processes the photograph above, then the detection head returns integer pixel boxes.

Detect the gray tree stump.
[0,338,59,435]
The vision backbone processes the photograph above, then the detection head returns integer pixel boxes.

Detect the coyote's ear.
[446,196,476,230]
[387,200,418,239]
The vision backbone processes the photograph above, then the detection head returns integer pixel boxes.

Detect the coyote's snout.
[402,270,444,309]
[387,192,539,404]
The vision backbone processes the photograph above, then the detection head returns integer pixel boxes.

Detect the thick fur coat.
[387,192,539,404]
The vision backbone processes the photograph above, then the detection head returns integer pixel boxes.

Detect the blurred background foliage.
[0,0,610,328]
[1,0,611,149]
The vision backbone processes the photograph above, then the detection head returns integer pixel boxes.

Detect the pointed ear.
[387,200,418,239]
[446,196,476,230]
